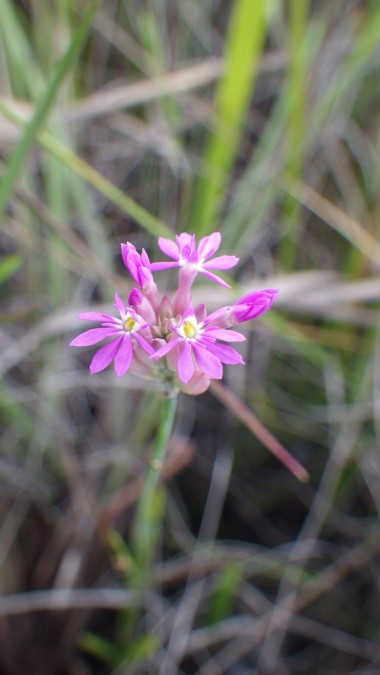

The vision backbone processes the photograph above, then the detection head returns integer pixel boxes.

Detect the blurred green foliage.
[0,1,380,673]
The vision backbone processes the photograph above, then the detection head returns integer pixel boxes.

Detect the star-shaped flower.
[151,304,245,384]
[70,293,154,376]
[150,232,239,287]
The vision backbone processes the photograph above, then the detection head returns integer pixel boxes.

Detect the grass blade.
[0,101,172,239]
[0,2,98,222]
[191,0,267,235]
[279,0,310,267]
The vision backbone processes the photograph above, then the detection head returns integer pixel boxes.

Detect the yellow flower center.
[183,319,197,339]
[124,315,136,332]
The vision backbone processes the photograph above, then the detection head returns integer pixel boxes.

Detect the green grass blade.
[221,94,286,250]
[191,0,267,235]
[0,253,21,285]
[0,0,44,97]
[80,632,121,667]
[309,6,380,152]
[0,102,172,240]
[279,0,310,268]
[207,563,242,625]
[0,2,98,223]
[40,132,172,239]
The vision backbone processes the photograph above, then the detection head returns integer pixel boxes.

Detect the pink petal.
[134,332,155,356]
[178,342,195,383]
[120,242,133,268]
[128,288,142,306]
[238,289,278,304]
[182,307,196,320]
[194,304,207,322]
[233,290,278,322]
[203,255,239,270]
[203,341,244,365]
[70,327,117,347]
[78,312,114,322]
[157,237,180,260]
[197,232,221,259]
[166,343,180,371]
[188,250,199,264]
[113,335,132,376]
[100,321,122,329]
[158,294,173,317]
[141,249,151,267]
[113,293,126,315]
[176,233,194,254]
[151,337,181,360]
[193,344,223,379]
[181,244,193,262]
[204,328,245,342]
[121,244,142,284]
[180,371,210,396]
[89,337,122,374]
[205,306,230,324]
[201,269,231,288]
[150,261,179,271]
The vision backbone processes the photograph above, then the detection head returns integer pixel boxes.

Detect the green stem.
[132,393,177,573]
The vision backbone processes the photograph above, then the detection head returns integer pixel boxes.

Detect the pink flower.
[70,293,154,376]
[121,243,158,307]
[233,289,278,322]
[70,234,278,395]
[151,305,246,384]
[121,243,152,288]
[205,289,278,329]
[150,232,239,288]
[128,287,157,325]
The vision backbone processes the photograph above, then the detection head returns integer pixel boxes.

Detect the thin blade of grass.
[279,0,310,268]
[309,6,380,152]
[0,101,172,239]
[210,381,309,482]
[0,0,44,97]
[191,0,267,236]
[278,176,380,269]
[0,2,99,223]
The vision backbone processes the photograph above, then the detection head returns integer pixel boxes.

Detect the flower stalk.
[132,392,177,574]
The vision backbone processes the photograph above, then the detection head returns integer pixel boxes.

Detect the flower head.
[151,305,246,386]
[71,234,277,395]
[151,231,239,288]
[70,293,154,376]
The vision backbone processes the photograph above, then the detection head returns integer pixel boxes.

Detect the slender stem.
[210,381,309,482]
[132,393,177,573]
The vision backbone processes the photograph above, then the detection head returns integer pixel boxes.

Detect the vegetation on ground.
[0,1,380,673]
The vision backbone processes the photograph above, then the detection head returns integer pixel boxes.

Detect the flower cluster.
[70,233,277,395]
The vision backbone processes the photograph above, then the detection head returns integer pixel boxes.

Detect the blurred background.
[1,1,380,673]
